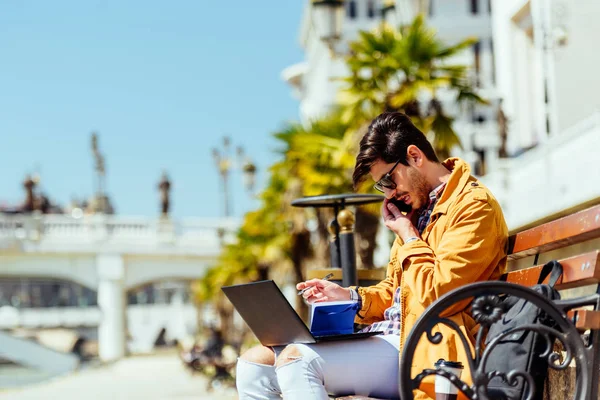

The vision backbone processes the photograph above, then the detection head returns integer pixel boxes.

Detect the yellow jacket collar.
[432,157,473,215]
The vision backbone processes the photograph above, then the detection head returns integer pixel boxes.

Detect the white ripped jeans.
[236,335,400,400]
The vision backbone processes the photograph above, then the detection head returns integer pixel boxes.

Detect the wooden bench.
[400,203,600,399]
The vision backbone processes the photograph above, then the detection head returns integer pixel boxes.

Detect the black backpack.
[483,260,563,400]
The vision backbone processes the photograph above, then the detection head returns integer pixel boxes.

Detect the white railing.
[0,214,239,254]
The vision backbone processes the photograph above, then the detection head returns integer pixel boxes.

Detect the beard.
[406,167,431,210]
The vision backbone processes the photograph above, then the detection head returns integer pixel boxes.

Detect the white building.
[427,0,499,175]
[283,1,499,266]
[283,0,499,173]
[483,0,600,229]
[282,0,393,123]
[284,0,600,233]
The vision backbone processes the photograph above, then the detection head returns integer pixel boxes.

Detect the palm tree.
[274,110,383,270]
[338,14,487,159]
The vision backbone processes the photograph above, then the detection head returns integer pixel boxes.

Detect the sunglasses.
[373,159,402,193]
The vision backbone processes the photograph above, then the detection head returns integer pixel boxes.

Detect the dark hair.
[352,112,439,188]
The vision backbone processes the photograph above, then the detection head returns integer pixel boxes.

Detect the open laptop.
[222,280,382,347]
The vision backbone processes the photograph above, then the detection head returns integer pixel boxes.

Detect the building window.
[488,0,492,14]
[473,41,481,87]
[470,0,479,15]
[347,0,357,19]
[367,0,376,18]
[429,0,434,17]
[489,37,495,84]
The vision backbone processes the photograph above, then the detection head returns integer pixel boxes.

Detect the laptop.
[221,280,382,347]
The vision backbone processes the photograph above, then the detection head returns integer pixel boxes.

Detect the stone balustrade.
[0,214,239,256]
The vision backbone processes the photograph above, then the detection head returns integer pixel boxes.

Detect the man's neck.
[424,162,451,191]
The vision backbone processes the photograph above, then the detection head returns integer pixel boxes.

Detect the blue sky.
[0,1,305,219]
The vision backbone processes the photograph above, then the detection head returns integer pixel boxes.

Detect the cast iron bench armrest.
[398,281,590,400]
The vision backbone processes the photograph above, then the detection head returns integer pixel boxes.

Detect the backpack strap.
[537,260,563,287]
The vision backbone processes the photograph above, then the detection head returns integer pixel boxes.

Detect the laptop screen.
[221,280,316,346]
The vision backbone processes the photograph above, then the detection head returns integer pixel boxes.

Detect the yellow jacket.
[356,158,508,400]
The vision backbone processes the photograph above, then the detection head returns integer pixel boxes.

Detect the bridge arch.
[127,279,193,306]
[0,276,97,309]
[0,254,98,290]
[123,256,212,290]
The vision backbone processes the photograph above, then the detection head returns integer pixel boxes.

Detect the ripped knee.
[240,345,275,365]
[275,344,303,368]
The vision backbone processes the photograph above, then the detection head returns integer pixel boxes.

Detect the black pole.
[337,209,357,287]
[328,217,341,269]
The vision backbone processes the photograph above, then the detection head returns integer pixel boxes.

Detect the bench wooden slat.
[504,250,600,289]
[566,309,600,330]
[508,204,600,260]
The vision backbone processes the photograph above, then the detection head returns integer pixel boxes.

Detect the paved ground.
[0,353,238,400]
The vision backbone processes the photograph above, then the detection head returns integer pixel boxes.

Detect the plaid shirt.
[361,182,447,335]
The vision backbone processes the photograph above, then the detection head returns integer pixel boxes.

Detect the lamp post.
[381,0,397,25]
[311,0,399,54]
[212,136,257,218]
[311,0,345,54]
[91,132,107,213]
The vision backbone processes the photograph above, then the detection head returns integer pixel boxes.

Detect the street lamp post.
[381,0,397,25]
[311,0,345,54]
[91,132,108,213]
[311,0,400,55]
[212,137,257,218]
[212,137,232,218]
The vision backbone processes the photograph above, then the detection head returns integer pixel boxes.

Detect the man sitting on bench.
[235,112,509,400]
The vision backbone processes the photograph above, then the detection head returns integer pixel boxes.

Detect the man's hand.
[383,199,420,242]
[296,279,351,303]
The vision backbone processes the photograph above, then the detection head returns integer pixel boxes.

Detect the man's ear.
[406,145,423,167]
